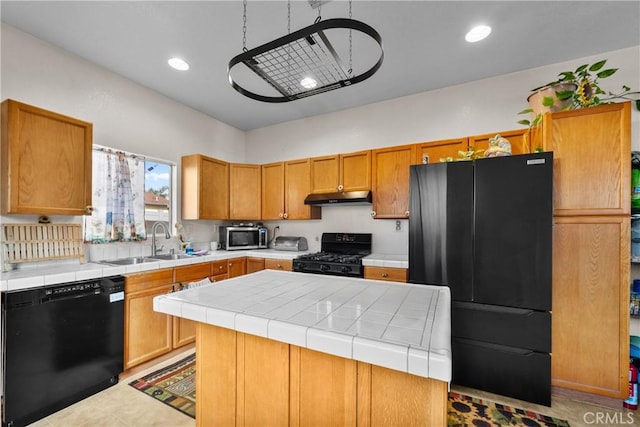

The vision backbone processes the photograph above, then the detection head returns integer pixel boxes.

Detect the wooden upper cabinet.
[414,138,468,164]
[310,155,340,194]
[285,159,321,220]
[262,162,285,220]
[181,154,229,220]
[468,129,531,156]
[230,163,261,220]
[341,150,371,191]
[310,150,371,193]
[1,99,93,215]
[542,102,631,216]
[371,144,415,219]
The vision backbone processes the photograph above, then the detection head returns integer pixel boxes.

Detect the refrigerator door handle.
[455,337,535,356]
[453,301,536,316]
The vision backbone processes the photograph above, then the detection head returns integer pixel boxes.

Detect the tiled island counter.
[154,270,451,426]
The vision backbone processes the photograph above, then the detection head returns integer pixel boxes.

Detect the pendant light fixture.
[227,0,383,103]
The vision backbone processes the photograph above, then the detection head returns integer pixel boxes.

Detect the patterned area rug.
[129,353,196,418]
[448,392,570,426]
[130,354,571,426]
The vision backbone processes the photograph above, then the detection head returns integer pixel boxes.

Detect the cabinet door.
[230,163,261,220]
[1,99,92,215]
[341,150,371,191]
[285,158,321,220]
[246,257,265,273]
[173,262,212,348]
[228,257,247,278]
[182,154,229,220]
[262,162,285,220]
[310,155,340,194]
[542,102,631,216]
[264,258,292,271]
[371,144,415,219]
[414,138,468,164]
[211,260,229,281]
[468,129,531,156]
[552,216,629,398]
[125,283,174,369]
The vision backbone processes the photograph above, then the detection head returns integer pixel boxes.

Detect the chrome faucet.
[151,222,171,256]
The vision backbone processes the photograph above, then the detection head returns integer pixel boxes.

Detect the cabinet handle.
[277,264,282,268]
[85,205,95,214]
[279,212,284,218]
[219,265,224,270]
[371,211,376,217]
[283,213,288,219]
[337,184,344,191]
[405,211,410,217]
[382,272,389,278]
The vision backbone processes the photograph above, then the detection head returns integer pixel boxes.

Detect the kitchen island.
[154,269,451,426]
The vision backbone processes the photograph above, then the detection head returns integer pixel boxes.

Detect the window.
[84,146,175,243]
[144,160,174,233]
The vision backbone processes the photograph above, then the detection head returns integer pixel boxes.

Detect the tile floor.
[28,346,638,427]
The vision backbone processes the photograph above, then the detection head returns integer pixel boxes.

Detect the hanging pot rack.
[227,17,384,103]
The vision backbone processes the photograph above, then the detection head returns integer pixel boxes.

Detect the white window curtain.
[84,147,147,242]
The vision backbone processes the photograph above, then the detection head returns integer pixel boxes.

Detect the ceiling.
[1,1,639,131]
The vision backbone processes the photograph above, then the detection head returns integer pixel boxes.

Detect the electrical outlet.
[395,220,402,231]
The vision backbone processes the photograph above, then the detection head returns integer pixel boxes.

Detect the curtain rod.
[92,144,176,166]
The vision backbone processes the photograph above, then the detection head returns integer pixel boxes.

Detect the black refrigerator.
[408,152,553,406]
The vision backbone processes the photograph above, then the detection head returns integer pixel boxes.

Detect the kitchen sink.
[99,257,158,266]
[149,253,193,261]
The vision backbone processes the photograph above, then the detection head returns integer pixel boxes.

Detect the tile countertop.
[154,269,450,383]
[0,250,408,292]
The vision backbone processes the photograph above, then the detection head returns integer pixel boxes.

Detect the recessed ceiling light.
[168,57,189,71]
[465,25,492,43]
[300,77,317,89]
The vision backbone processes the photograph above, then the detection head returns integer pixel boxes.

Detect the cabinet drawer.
[212,260,228,275]
[211,273,228,283]
[452,302,550,353]
[125,268,174,293]
[264,259,292,271]
[175,262,212,283]
[364,266,407,283]
[452,337,550,406]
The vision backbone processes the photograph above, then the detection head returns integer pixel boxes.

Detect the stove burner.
[297,252,364,264]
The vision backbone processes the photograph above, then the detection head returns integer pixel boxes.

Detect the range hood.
[304,190,372,206]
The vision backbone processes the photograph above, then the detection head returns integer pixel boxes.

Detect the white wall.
[2,23,639,256]
[247,46,640,254]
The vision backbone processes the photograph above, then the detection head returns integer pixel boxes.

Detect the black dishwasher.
[2,276,125,427]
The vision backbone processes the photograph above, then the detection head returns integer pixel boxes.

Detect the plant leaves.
[589,60,607,72]
[542,96,555,107]
[556,90,574,100]
[574,64,588,73]
[518,108,534,115]
[597,68,617,79]
[517,119,531,126]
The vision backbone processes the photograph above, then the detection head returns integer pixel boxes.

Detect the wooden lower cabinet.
[246,257,265,273]
[211,260,228,282]
[552,216,630,398]
[265,258,293,271]
[228,257,247,278]
[124,268,174,370]
[364,266,407,283]
[173,263,212,348]
[196,323,447,426]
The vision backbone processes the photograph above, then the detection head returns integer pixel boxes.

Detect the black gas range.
[292,233,372,277]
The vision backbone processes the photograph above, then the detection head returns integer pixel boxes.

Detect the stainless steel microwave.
[219,226,268,250]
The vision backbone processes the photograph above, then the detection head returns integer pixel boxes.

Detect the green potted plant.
[518,59,640,127]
